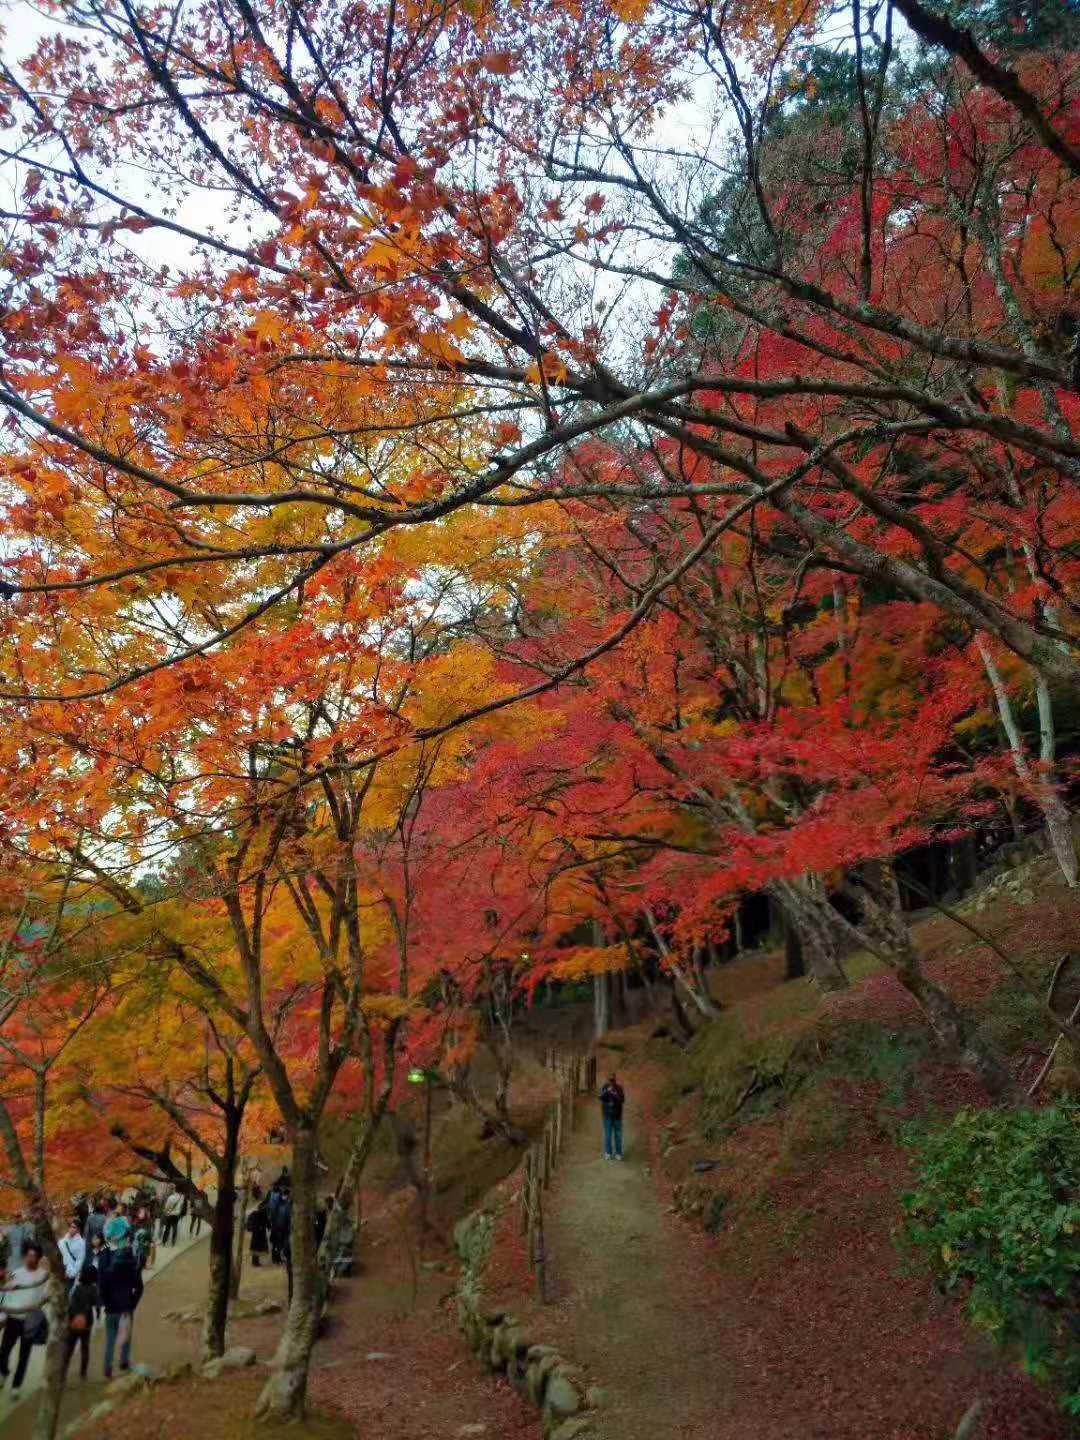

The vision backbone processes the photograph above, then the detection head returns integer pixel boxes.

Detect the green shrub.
[901,1101,1080,1409]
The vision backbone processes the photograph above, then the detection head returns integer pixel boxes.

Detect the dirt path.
[545,1093,735,1440]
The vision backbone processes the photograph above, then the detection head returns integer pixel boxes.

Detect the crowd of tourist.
[0,1167,350,1407]
[0,1181,197,1398]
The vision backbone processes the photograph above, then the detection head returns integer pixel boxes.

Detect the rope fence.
[520,1051,597,1302]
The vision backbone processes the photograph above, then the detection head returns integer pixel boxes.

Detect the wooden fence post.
[534,1185,547,1303]
[520,1149,532,1236]
[526,1153,536,1263]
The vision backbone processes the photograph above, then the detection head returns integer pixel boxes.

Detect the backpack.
[105,1252,140,1312]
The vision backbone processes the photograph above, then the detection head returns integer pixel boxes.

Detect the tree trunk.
[770,879,849,991]
[319,1108,386,1272]
[644,908,723,1018]
[951,833,979,895]
[836,874,1023,1102]
[493,1055,513,1128]
[0,1098,70,1440]
[255,1127,321,1422]
[689,950,717,1015]
[31,1263,70,1440]
[230,1178,248,1302]
[783,916,806,981]
[445,1073,526,1144]
[668,978,696,1041]
[593,971,610,1039]
[390,1109,436,1243]
[977,637,1077,888]
[202,1136,238,1363]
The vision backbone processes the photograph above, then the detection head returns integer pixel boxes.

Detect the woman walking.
[132,1207,155,1272]
[64,1265,97,1382]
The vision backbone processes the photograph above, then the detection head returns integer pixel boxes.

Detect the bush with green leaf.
[901,1101,1080,1409]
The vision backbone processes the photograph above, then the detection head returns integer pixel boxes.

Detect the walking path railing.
[519,1051,597,1302]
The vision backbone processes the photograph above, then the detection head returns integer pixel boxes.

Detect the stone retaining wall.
[453,1208,605,1440]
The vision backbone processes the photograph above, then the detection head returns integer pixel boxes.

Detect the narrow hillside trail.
[541,1065,1071,1440]
[544,1089,737,1440]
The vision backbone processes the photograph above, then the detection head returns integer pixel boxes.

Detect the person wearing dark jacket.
[64,1266,97,1381]
[99,1246,143,1377]
[85,1205,107,1247]
[269,1190,291,1267]
[246,1202,270,1267]
[599,1074,626,1161]
[267,1186,290,1265]
[131,1209,154,1272]
[88,1235,107,1318]
[313,1199,329,1250]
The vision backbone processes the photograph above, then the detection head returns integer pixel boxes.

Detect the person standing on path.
[266,1184,288,1265]
[88,1236,107,1319]
[159,1186,183,1247]
[270,1188,292,1271]
[99,1244,143,1378]
[188,1186,204,1238]
[59,1218,86,1283]
[85,1203,106,1249]
[132,1208,154,1272]
[103,1202,130,1249]
[599,1073,626,1161]
[0,1244,50,1397]
[246,1200,270,1268]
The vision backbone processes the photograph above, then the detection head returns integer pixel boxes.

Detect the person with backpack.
[599,1073,626,1161]
[0,1242,50,1396]
[99,1244,143,1378]
[270,1186,292,1268]
[64,1264,97,1381]
[103,1201,130,1248]
[132,1208,154,1272]
[266,1184,286,1264]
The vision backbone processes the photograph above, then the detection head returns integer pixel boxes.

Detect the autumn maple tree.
[0,0,1076,1433]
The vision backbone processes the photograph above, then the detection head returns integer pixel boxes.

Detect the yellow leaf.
[417,330,467,366]
[524,353,568,385]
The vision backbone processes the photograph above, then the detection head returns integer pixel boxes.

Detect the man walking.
[599,1073,626,1161]
[99,1243,143,1377]
[3,1213,31,1267]
[0,1242,50,1397]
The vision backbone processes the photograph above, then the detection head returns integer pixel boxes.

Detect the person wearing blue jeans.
[599,1074,626,1161]
[103,1311,133,1376]
[98,1245,142,1378]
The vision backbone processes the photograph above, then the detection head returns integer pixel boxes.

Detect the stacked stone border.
[453,1052,605,1440]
